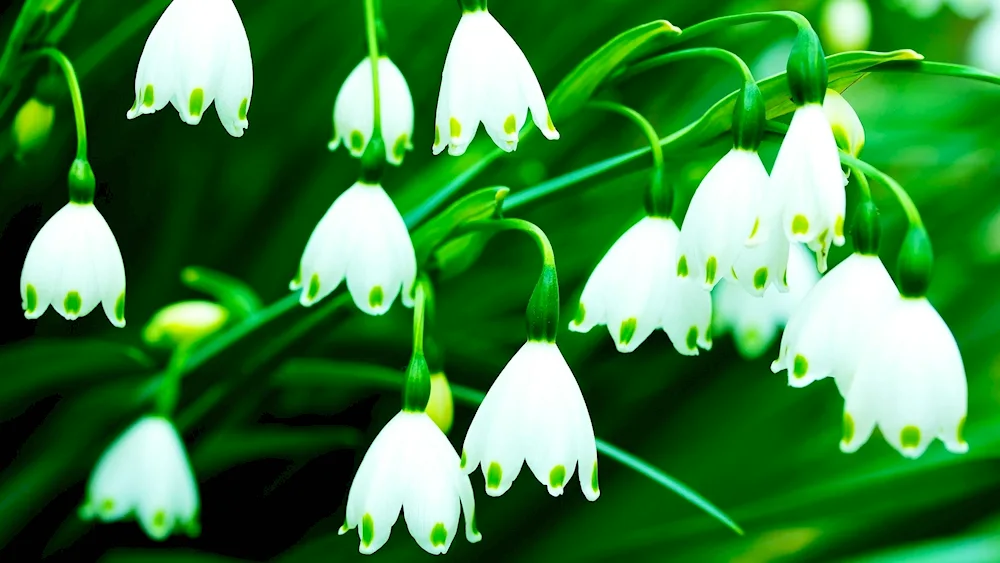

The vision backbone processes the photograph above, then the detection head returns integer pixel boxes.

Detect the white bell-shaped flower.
[328,57,414,166]
[771,253,898,395]
[677,148,768,290]
[79,416,199,541]
[841,296,969,458]
[127,0,253,137]
[731,178,794,296]
[20,202,126,327]
[712,244,819,359]
[290,182,416,315]
[433,8,558,156]
[569,216,712,354]
[339,411,480,555]
[823,89,865,157]
[461,341,599,501]
[771,103,846,273]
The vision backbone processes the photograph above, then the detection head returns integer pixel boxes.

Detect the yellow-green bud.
[143,300,230,349]
[823,89,865,157]
[12,98,54,158]
[426,372,454,434]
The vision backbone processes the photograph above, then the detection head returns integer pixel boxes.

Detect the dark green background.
[1,0,999,561]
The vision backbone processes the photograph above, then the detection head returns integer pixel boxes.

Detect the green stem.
[458,218,556,268]
[872,60,1000,87]
[26,48,86,159]
[839,153,923,229]
[402,275,432,412]
[587,100,669,217]
[672,11,811,45]
[154,343,191,415]
[364,0,382,137]
[615,47,755,85]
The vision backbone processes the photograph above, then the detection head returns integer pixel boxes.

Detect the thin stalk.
[615,46,755,85]
[840,152,923,229]
[363,0,382,136]
[26,48,87,159]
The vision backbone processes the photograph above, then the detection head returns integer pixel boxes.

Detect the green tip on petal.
[834,215,845,238]
[393,134,409,162]
[686,326,698,351]
[152,509,167,533]
[486,462,502,489]
[753,267,768,290]
[957,416,967,445]
[705,256,718,285]
[503,114,517,135]
[900,426,921,449]
[791,214,810,235]
[677,255,689,277]
[350,130,364,152]
[189,88,204,117]
[592,461,599,493]
[64,291,82,315]
[24,284,37,313]
[470,510,479,535]
[619,318,637,346]
[749,217,760,239]
[369,286,384,309]
[362,513,375,547]
[307,273,321,302]
[430,522,448,547]
[142,84,155,108]
[573,302,586,326]
[460,450,468,469]
[549,465,566,489]
[238,98,249,121]
[115,292,126,323]
[842,412,855,443]
[434,125,441,147]
[449,117,462,139]
[792,354,808,378]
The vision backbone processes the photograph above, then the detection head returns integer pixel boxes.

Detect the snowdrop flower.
[12,97,54,158]
[823,89,865,157]
[79,416,199,541]
[771,252,898,395]
[771,103,846,272]
[462,341,599,500]
[127,0,253,137]
[290,182,416,315]
[569,216,712,354]
[677,149,768,289]
[329,57,414,165]
[340,411,480,555]
[713,244,819,360]
[20,202,126,327]
[433,7,558,156]
[821,0,872,53]
[841,296,968,458]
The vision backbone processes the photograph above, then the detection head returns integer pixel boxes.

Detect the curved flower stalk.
[841,295,969,458]
[79,416,200,541]
[569,216,712,355]
[771,252,898,395]
[290,182,416,315]
[677,148,768,289]
[20,201,126,327]
[712,244,818,360]
[771,103,846,273]
[127,0,253,137]
[329,57,414,165]
[462,341,600,501]
[433,6,558,156]
[340,411,480,555]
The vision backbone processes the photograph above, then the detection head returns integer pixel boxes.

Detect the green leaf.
[272,358,742,535]
[428,231,492,280]
[190,425,362,478]
[866,60,1000,87]
[547,20,682,122]
[410,186,509,266]
[0,339,153,419]
[181,265,263,319]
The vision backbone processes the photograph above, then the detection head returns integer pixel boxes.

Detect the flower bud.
[851,199,881,256]
[823,89,865,156]
[787,28,828,106]
[426,372,455,434]
[897,226,933,298]
[12,98,55,158]
[143,300,230,349]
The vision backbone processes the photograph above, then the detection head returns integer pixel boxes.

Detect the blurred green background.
[1,0,1000,561]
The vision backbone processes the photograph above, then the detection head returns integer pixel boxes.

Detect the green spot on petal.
[900,425,921,449]
[793,354,808,378]
[292,268,302,287]
[430,522,447,547]
[677,255,689,277]
[503,114,517,135]
[591,461,599,493]
[686,326,698,351]
[115,292,125,323]
[142,84,155,108]
[188,88,204,117]
[152,509,166,530]
[783,269,789,286]
[546,113,555,132]
[750,217,760,238]
[619,318,637,346]
[238,98,249,121]
[449,117,461,139]
[101,498,115,514]
[957,416,967,444]
[362,513,375,547]
[486,462,502,489]
[818,228,829,247]
[791,214,809,235]
[349,130,364,152]
[393,134,409,162]
[470,511,479,535]
[549,465,566,489]
[307,274,321,301]
[834,215,845,238]
[705,256,718,285]
[460,449,467,469]
[434,125,441,146]
[64,291,82,315]
[573,302,586,326]
[25,284,37,313]
[842,412,855,443]
[730,266,738,280]
[369,286,384,309]
[753,267,768,290]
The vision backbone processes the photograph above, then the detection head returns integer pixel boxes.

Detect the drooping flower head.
[127,0,253,137]
[290,181,416,315]
[340,411,480,555]
[677,148,768,290]
[462,341,599,500]
[79,416,200,541]
[841,296,968,459]
[570,216,712,354]
[21,201,126,327]
[329,57,414,166]
[433,6,558,156]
